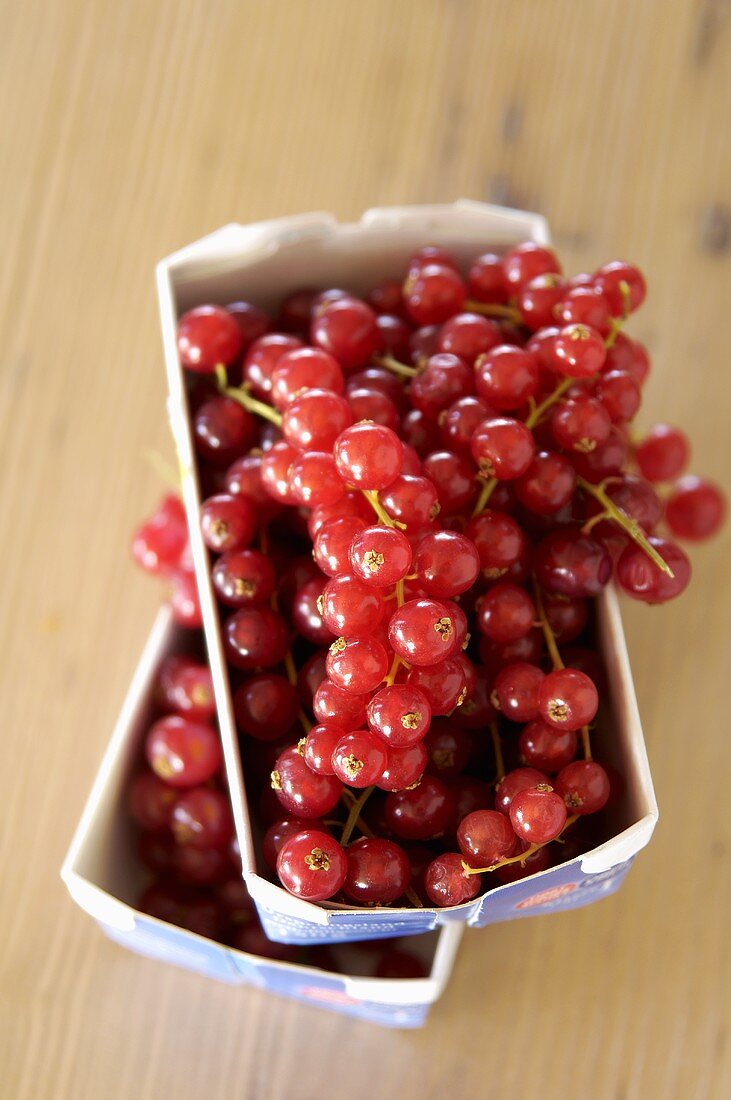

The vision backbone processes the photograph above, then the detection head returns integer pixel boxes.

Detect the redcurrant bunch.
[160,237,725,910]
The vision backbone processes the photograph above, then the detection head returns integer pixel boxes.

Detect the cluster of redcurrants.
[132,238,725,909]
[130,647,424,976]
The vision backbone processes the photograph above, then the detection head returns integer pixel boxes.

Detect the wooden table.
[2,2,730,1097]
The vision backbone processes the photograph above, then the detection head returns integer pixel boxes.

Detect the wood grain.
[1,2,730,1097]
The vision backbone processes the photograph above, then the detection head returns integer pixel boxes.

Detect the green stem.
[490,722,505,781]
[532,581,565,670]
[373,353,419,379]
[461,815,579,876]
[577,476,674,577]
[383,652,402,686]
[215,365,282,426]
[465,300,522,325]
[340,786,375,846]
[525,376,574,430]
[363,490,406,529]
[471,475,498,518]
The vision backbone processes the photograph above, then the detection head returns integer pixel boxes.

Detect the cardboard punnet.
[61,608,463,1028]
[156,201,658,944]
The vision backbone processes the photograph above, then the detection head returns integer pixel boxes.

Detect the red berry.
[502,243,561,290]
[171,787,233,850]
[616,537,692,603]
[193,397,257,466]
[471,417,536,480]
[423,719,471,778]
[403,263,466,325]
[424,852,482,906]
[407,657,468,716]
[326,635,389,695]
[549,324,606,378]
[303,725,342,776]
[494,767,550,815]
[477,582,535,645]
[263,817,319,870]
[379,474,439,530]
[349,524,413,587]
[465,509,527,578]
[515,451,576,515]
[289,451,344,507]
[593,260,646,314]
[131,495,187,576]
[169,569,203,628]
[422,449,479,513]
[178,305,242,372]
[410,353,475,418]
[313,515,368,576]
[332,729,388,787]
[347,386,400,431]
[534,529,611,597]
[271,747,342,818]
[367,684,432,747]
[200,493,257,553]
[277,829,347,900]
[270,346,344,408]
[595,369,641,424]
[334,422,403,490]
[384,775,456,840]
[225,300,270,348]
[127,772,176,831]
[233,673,299,741]
[321,573,386,636]
[260,441,298,503]
[146,716,222,787]
[282,389,353,451]
[243,333,302,398]
[157,656,215,721]
[223,606,290,670]
[311,297,381,371]
[517,274,567,330]
[343,838,411,904]
[538,668,598,731]
[510,784,567,843]
[555,286,611,334]
[312,679,370,731]
[457,809,516,866]
[475,346,540,411]
[551,395,611,455]
[291,577,333,645]
[437,312,501,363]
[378,742,429,791]
[440,396,495,452]
[519,719,578,772]
[388,598,459,666]
[555,760,611,814]
[665,476,726,541]
[493,662,545,723]
[212,548,276,607]
[635,424,690,483]
[468,252,507,303]
[412,530,480,598]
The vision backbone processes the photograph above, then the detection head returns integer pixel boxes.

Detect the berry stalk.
[215,365,283,426]
[461,815,579,876]
[577,476,674,576]
[533,579,593,762]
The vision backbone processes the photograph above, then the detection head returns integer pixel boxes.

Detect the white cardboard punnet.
[156,202,658,943]
[61,608,463,1028]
